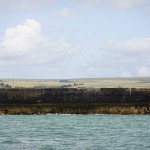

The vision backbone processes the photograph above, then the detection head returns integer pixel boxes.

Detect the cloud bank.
[0,1,149,78]
[77,0,149,9]
[105,0,146,9]
[0,19,149,78]
[0,19,77,67]
[104,37,150,53]
[78,37,150,77]
[0,0,149,10]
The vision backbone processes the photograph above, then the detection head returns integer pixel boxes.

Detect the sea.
[0,114,150,150]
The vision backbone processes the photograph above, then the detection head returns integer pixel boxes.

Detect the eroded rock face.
[0,88,149,104]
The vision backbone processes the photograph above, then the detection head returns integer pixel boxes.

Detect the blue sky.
[0,0,150,79]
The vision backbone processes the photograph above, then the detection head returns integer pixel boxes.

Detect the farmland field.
[0,77,150,88]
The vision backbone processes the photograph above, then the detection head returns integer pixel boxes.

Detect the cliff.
[0,88,149,114]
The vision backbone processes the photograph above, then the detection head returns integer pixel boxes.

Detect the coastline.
[0,103,150,115]
[0,88,149,115]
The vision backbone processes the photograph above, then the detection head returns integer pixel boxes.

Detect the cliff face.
[0,88,149,104]
[0,103,150,115]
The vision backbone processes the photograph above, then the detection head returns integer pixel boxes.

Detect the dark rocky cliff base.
[0,88,149,114]
[0,103,150,115]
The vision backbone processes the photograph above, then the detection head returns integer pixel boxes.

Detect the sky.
[0,0,150,79]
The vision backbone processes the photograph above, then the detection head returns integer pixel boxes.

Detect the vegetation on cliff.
[0,103,150,115]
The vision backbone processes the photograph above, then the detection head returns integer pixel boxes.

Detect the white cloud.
[0,0,149,14]
[89,0,148,8]
[80,63,99,72]
[138,66,150,76]
[0,0,54,11]
[0,19,78,66]
[0,0,35,9]
[0,19,44,58]
[59,8,71,17]
[104,37,150,53]
[120,71,131,77]
[78,36,150,78]
[108,0,146,9]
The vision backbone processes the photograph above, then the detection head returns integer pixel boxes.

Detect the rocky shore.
[0,103,150,115]
[0,88,149,114]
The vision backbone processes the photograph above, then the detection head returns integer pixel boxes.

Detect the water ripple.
[0,115,150,150]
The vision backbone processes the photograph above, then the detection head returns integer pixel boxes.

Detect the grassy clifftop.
[1,77,150,88]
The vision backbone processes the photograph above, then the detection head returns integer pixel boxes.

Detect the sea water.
[0,114,150,150]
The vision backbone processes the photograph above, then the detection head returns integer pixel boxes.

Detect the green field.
[0,77,150,88]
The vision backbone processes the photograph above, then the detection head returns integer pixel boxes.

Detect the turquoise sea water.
[0,115,150,150]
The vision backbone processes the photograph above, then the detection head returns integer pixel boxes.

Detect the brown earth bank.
[0,103,150,115]
[0,88,149,114]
